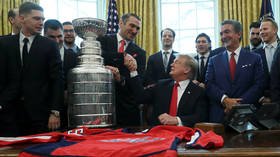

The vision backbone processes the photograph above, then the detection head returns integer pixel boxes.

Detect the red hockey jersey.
[0,126,223,157]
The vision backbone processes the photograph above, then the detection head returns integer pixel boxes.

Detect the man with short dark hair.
[193,33,213,88]
[63,21,80,54]
[44,19,77,129]
[244,21,263,51]
[7,8,21,35]
[144,28,178,86]
[205,20,264,123]
[0,2,64,135]
[97,13,146,126]
[114,54,208,127]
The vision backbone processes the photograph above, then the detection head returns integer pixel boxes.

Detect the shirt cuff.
[130,71,138,77]
[221,94,228,103]
[176,117,183,126]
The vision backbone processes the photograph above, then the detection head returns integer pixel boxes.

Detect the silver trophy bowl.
[72,17,107,39]
[68,17,116,128]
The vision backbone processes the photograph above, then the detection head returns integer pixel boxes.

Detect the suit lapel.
[221,51,231,81]
[13,35,21,68]
[167,51,176,73]
[177,81,193,111]
[234,49,246,81]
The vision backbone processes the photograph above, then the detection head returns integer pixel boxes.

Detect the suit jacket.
[97,34,146,126]
[194,51,217,83]
[63,48,78,89]
[128,76,208,127]
[254,43,280,96]
[0,34,64,122]
[270,45,280,103]
[144,50,178,86]
[205,48,264,123]
[0,37,20,136]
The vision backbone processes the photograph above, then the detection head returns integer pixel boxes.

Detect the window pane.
[161,0,215,55]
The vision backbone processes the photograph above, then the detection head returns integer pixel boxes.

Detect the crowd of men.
[0,1,280,137]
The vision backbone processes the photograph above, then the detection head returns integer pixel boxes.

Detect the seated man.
[107,54,208,127]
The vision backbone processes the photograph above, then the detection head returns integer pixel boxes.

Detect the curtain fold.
[218,0,262,47]
[0,0,39,35]
[112,0,159,58]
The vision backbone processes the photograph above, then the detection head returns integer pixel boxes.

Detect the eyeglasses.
[63,29,74,33]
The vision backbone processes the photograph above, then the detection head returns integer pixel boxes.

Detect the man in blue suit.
[205,20,264,123]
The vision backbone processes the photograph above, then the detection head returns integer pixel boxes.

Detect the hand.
[124,54,137,72]
[223,97,242,113]
[158,113,178,125]
[105,66,121,82]
[48,114,60,130]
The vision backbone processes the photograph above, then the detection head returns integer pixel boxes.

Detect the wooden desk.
[1,130,280,157]
[178,130,280,157]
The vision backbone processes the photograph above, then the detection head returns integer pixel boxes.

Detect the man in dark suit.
[270,45,280,103]
[144,28,178,86]
[0,38,20,136]
[205,20,264,123]
[193,33,214,88]
[44,19,77,129]
[254,18,279,104]
[97,13,146,126]
[0,2,64,135]
[244,21,263,52]
[115,54,207,127]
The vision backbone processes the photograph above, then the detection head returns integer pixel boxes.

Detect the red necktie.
[169,82,179,116]
[118,40,126,53]
[229,52,236,80]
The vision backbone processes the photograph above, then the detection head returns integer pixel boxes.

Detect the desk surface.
[1,130,280,157]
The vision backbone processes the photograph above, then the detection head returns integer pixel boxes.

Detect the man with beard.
[144,28,178,86]
[244,22,263,52]
[63,21,80,54]
[205,20,264,123]
[254,18,279,104]
[44,19,77,129]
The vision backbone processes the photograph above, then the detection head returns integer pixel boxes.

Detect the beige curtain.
[218,0,262,47]
[0,0,39,35]
[108,0,159,58]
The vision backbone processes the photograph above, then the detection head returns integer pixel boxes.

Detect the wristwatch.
[50,110,60,117]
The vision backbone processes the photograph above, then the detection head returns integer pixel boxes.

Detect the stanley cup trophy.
[67,18,116,128]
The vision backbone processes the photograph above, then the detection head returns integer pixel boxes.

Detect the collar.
[263,40,278,49]
[161,49,173,55]
[64,43,79,52]
[250,43,263,50]
[176,79,190,90]
[20,32,36,44]
[198,51,210,59]
[227,46,241,57]
[117,33,130,45]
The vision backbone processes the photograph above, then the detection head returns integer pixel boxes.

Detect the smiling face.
[260,21,277,44]
[161,29,174,50]
[63,24,76,45]
[20,10,44,36]
[196,36,210,55]
[220,24,241,52]
[119,16,141,41]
